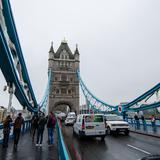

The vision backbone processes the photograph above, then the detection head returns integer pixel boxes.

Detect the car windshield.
[85,115,104,122]
[105,115,123,121]
[67,118,75,120]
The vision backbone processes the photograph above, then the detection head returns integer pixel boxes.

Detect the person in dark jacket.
[36,113,46,147]
[134,113,140,129]
[3,115,12,148]
[31,115,39,142]
[47,112,56,145]
[13,113,24,149]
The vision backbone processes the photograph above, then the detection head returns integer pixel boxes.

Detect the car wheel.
[107,127,112,135]
[124,130,129,136]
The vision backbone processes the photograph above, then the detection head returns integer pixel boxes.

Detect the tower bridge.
[0,0,160,160]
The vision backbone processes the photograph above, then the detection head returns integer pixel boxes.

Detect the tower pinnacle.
[49,41,54,53]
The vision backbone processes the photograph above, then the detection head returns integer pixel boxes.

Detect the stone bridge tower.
[48,40,80,114]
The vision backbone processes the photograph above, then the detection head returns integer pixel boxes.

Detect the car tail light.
[82,118,85,130]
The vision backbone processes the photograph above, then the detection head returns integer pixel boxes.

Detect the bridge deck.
[0,129,58,160]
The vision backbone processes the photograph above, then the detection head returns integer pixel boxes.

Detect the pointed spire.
[62,37,67,43]
[49,41,54,53]
[74,43,79,55]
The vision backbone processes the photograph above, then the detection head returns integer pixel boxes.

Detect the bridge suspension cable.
[39,70,52,113]
[77,70,118,113]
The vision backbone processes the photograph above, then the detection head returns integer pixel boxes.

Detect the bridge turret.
[48,40,80,114]
[74,44,80,72]
[48,42,54,70]
[74,44,79,60]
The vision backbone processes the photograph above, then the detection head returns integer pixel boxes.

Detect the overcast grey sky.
[0,0,160,109]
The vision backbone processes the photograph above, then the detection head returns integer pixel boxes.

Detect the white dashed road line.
[127,144,151,155]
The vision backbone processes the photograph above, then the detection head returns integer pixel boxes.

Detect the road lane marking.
[127,144,151,155]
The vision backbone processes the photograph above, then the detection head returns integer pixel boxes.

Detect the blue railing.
[0,120,31,144]
[126,118,160,127]
[56,119,71,160]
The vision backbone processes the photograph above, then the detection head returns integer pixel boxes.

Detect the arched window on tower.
[61,88,66,94]
[70,77,73,82]
[61,55,64,59]
[68,89,71,94]
[61,74,67,81]
[56,89,59,94]
[55,77,58,81]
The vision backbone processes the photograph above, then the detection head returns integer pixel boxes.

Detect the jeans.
[3,133,10,147]
[37,129,44,144]
[48,128,54,144]
[14,128,21,145]
[32,127,37,141]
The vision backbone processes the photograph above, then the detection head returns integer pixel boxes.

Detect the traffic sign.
[118,105,122,113]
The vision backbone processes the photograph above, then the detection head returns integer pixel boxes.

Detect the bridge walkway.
[0,128,58,160]
[129,123,160,138]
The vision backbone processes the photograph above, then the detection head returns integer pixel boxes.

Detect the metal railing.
[56,119,71,160]
[126,117,160,126]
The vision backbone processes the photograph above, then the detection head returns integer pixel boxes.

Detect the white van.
[73,114,106,141]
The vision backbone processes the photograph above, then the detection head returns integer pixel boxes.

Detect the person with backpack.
[3,115,12,148]
[47,112,56,145]
[13,113,24,149]
[36,113,46,147]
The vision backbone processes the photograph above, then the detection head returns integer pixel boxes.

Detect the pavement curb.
[130,130,160,138]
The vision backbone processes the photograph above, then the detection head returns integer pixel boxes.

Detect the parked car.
[73,114,106,141]
[67,112,76,118]
[104,114,130,135]
[65,117,76,125]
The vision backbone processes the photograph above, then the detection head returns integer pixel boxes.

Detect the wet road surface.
[0,129,58,160]
[62,125,160,160]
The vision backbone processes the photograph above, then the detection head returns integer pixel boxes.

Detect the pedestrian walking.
[13,113,24,149]
[134,113,140,129]
[2,115,12,148]
[31,115,39,142]
[141,115,146,130]
[151,115,156,132]
[36,113,46,147]
[47,112,56,145]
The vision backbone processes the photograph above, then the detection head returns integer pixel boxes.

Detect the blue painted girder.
[127,101,160,112]
[0,26,37,112]
[1,0,38,107]
[124,83,160,109]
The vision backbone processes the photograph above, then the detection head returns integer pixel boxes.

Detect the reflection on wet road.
[62,125,160,160]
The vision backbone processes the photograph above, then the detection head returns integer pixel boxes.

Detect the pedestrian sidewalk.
[129,124,160,138]
[0,128,58,160]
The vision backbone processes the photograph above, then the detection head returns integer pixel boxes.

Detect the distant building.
[0,106,7,122]
[79,104,90,114]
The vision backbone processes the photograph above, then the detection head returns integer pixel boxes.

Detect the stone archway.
[53,101,74,114]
